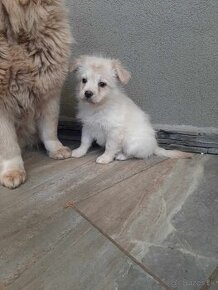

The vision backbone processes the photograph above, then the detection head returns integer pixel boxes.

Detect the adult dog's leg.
[0,111,26,189]
[38,97,71,160]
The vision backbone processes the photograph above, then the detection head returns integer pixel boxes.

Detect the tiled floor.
[0,144,217,290]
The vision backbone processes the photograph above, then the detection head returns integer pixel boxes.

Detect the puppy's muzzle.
[84,90,94,99]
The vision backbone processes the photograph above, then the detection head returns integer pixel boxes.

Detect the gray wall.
[62,0,218,128]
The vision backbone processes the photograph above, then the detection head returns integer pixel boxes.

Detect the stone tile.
[201,267,218,290]
[169,156,218,259]
[0,155,161,252]
[77,157,179,243]
[145,155,218,289]
[207,284,218,290]
[76,155,218,290]
[1,148,217,290]
[143,246,216,290]
[0,150,167,290]
[0,209,165,290]
[116,263,165,290]
[0,148,98,210]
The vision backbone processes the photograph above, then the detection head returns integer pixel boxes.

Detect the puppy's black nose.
[85,90,93,99]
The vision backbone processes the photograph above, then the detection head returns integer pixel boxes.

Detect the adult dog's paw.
[49,146,72,160]
[0,170,26,189]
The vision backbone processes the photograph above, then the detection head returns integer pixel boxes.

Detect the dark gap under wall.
[58,121,218,155]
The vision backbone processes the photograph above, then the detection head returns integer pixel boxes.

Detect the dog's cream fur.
[0,0,73,188]
[71,55,192,164]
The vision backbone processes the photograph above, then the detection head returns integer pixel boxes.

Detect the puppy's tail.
[154,147,193,159]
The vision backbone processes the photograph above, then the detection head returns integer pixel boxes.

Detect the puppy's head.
[71,55,131,104]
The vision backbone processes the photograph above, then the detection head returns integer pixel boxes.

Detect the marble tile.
[0,209,165,290]
[207,284,218,290]
[1,148,217,290]
[0,153,162,251]
[0,148,98,210]
[0,149,168,290]
[200,267,218,290]
[76,155,218,289]
[116,263,165,290]
[169,157,218,258]
[142,246,216,290]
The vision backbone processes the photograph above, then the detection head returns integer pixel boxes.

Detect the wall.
[62,0,218,128]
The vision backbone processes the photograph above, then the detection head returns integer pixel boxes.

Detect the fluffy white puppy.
[71,55,192,164]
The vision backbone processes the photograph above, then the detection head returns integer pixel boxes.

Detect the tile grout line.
[200,267,218,290]
[72,205,173,290]
[75,158,168,204]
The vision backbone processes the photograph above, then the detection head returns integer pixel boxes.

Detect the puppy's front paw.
[0,170,26,189]
[96,154,113,164]
[115,153,128,161]
[71,148,86,158]
[49,146,72,160]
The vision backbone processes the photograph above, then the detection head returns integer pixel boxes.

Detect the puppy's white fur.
[71,55,192,164]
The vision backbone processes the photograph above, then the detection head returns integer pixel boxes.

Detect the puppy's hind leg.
[115,152,130,161]
[0,111,26,189]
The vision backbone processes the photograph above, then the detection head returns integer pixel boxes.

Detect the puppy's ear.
[112,59,131,85]
[69,59,79,72]
[69,56,85,72]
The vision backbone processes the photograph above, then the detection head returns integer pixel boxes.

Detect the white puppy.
[71,55,192,164]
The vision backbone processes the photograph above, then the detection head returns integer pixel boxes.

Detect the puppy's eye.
[99,81,107,88]
[82,78,87,84]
